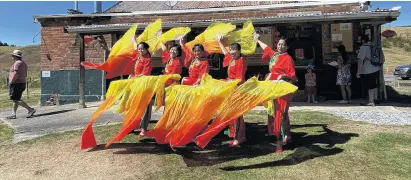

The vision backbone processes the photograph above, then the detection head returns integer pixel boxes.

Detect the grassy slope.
[0,111,410,179]
[381,26,411,72]
[0,45,41,78]
[0,46,41,104]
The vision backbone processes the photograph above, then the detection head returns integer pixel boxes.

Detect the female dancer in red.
[217,36,247,147]
[254,34,297,152]
[180,41,210,85]
[160,39,183,86]
[128,37,153,138]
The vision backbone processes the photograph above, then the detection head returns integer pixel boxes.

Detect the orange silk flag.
[81,24,138,79]
[80,74,181,150]
[144,74,239,149]
[195,77,298,148]
[184,22,236,51]
[81,19,163,79]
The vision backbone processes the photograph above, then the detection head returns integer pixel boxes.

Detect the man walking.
[356,35,380,106]
[6,50,36,119]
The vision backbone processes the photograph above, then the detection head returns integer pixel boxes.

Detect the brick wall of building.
[40,21,112,71]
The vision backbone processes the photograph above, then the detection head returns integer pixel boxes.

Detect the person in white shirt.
[356,35,380,106]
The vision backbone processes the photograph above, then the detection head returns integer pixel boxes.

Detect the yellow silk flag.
[160,27,191,43]
[195,78,298,148]
[149,27,192,51]
[137,18,163,53]
[203,20,257,55]
[80,74,181,150]
[145,74,239,149]
[185,22,236,51]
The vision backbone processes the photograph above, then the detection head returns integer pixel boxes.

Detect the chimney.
[74,1,78,11]
[94,1,102,13]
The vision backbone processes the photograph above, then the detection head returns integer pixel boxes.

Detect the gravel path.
[289,101,411,126]
[322,110,411,125]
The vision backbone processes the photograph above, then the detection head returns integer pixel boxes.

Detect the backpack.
[365,44,385,66]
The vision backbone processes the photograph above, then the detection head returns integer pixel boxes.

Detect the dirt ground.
[0,138,167,180]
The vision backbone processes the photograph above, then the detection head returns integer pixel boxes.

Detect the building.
[34,1,400,107]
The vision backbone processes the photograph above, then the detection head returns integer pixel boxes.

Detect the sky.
[0,1,410,46]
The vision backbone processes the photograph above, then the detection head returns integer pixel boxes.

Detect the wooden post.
[79,34,86,108]
[101,47,108,101]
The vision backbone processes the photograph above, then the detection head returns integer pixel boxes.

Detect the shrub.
[404,45,411,52]
[382,39,392,48]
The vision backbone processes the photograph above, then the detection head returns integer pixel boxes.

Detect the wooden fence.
[2,76,41,100]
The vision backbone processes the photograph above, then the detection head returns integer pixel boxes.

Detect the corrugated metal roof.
[34,1,364,21]
[64,9,400,33]
[105,1,304,13]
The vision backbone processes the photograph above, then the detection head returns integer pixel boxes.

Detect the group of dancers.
[126,32,297,152]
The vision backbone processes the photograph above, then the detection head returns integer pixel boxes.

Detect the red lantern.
[84,35,93,44]
[382,30,397,38]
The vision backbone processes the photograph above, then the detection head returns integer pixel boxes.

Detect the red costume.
[222,53,247,142]
[261,46,297,144]
[132,52,152,77]
[181,46,210,85]
[130,51,153,136]
[161,50,183,86]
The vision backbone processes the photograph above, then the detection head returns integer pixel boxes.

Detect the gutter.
[34,1,363,22]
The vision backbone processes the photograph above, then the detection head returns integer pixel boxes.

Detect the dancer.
[180,39,210,85]
[128,37,153,138]
[254,33,297,152]
[217,35,247,147]
[160,38,183,86]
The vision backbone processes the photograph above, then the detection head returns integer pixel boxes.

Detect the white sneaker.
[313,100,318,104]
[338,100,348,104]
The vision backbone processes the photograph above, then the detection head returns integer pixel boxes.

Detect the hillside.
[0,45,41,76]
[0,45,41,88]
[381,26,411,72]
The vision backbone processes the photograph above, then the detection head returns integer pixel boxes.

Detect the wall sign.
[340,23,352,31]
[42,71,51,78]
[331,23,353,52]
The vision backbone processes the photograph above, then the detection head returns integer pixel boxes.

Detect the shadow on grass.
[28,109,76,118]
[89,122,358,169]
[385,85,411,105]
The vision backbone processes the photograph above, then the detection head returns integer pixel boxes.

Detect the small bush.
[382,39,392,48]
[404,45,411,52]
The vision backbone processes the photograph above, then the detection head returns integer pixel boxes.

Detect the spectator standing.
[356,35,380,106]
[6,50,36,119]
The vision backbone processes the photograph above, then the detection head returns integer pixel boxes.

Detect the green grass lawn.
[1,111,410,179]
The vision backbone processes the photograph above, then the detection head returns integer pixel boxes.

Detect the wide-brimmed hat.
[11,50,23,57]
